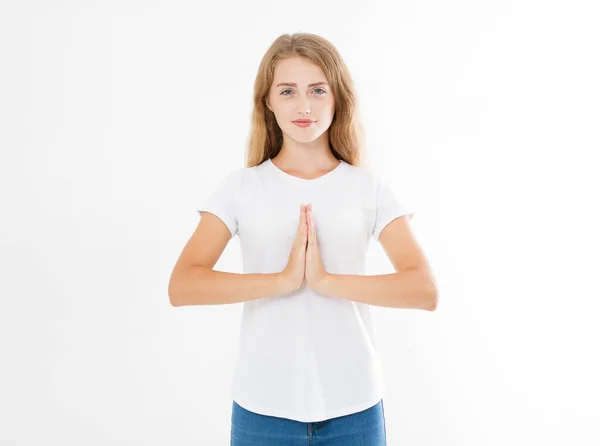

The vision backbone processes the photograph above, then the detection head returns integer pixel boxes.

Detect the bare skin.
[265,55,340,177]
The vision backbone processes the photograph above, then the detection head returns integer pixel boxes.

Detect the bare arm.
[168,267,291,307]
[169,210,300,307]
[316,269,437,310]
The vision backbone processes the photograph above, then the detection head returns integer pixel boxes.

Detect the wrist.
[276,272,293,294]
[315,272,331,295]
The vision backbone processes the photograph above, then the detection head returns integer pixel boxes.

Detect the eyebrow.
[276,82,329,88]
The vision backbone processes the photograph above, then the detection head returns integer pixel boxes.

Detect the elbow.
[426,289,438,311]
[168,280,182,307]
[425,273,438,311]
[168,291,180,307]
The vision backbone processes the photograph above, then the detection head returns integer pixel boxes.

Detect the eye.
[279,88,327,96]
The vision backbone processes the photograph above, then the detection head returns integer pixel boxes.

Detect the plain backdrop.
[1,1,599,445]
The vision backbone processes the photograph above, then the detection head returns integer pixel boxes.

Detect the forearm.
[168,266,289,307]
[318,269,438,310]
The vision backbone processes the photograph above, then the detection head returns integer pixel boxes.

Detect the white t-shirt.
[197,157,415,423]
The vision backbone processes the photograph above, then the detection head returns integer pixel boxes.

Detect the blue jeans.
[230,399,387,445]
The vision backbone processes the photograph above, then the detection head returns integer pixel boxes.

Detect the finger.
[301,205,307,239]
[312,210,317,245]
[308,205,315,245]
[302,209,307,238]
[305,205,309,233]
[296,207,305,244]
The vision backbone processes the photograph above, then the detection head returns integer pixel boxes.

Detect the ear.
[265,97,271,112]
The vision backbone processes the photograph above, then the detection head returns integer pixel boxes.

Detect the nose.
[296,94,312,115]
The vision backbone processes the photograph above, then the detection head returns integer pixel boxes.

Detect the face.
[265,56,335,144]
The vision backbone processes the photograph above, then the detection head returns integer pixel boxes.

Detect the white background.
[1,1,599,445]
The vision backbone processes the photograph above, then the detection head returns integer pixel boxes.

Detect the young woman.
[169,32,438,445]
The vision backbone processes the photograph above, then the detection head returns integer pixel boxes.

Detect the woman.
[169,32,438,445]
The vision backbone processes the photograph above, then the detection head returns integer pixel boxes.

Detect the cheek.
[321,100,335,117]
[273,102,293,117]
[318,107,335,124]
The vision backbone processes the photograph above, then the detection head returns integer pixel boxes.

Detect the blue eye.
[280,88,327,96]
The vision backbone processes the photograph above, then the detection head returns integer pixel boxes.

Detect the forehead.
[272,56,326,83]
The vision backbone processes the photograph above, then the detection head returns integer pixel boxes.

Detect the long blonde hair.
[245,33,369,169]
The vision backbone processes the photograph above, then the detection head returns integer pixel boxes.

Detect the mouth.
[293,120,316,127]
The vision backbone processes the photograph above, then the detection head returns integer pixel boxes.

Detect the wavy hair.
[245,33,369,169]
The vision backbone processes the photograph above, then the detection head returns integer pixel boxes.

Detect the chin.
[293,135,321,144]
[292,126,325,137]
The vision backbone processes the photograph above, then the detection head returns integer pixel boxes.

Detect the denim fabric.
[231,399,387,445]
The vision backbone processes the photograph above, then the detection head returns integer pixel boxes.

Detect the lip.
[293,120,315,128]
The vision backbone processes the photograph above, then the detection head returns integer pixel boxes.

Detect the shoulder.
[205,167,247,202]
[341,162,381,194]
[223,163,267,194]
[219,165,259,184]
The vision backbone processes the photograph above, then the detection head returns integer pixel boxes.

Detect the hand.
[305,203,329,293]
[280,204,308,293]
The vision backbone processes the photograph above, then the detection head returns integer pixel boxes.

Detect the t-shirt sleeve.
[371,176,415,241]
[196,168,243,239]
